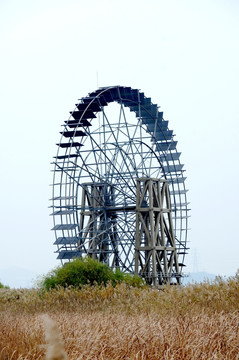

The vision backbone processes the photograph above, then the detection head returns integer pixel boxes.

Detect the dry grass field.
[0,277,238,359]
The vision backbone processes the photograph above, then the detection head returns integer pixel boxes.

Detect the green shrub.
[40,257,145,290]
[0,281,9,289]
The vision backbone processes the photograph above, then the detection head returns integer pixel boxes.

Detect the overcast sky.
[0,0,239,287]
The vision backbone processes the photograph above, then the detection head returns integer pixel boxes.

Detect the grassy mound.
[40,257,145,290]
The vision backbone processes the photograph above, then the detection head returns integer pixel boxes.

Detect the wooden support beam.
[135,178,181,285]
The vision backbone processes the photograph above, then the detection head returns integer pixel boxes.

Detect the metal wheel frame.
[51,86,189,277]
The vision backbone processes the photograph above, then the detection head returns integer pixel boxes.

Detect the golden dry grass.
[41,315,68,360]
[0,279,239,359]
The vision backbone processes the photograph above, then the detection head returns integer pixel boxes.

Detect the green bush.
[0,281,9,289]
[40,257,145,290]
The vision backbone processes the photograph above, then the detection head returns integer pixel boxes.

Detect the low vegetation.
[39,257,145,290]
[0,267,238,359]
[0,281,9,289]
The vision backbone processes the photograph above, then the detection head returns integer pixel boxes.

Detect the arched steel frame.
[51,86,189,280]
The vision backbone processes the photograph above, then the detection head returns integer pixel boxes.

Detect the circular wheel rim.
[51,86,189,275]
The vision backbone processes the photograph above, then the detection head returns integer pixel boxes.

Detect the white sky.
[0,0,239,286]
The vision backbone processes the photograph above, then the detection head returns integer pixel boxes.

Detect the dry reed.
[41,315,68,360]
[0,279,238,359]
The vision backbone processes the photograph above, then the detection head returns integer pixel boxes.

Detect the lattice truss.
[51,86,189,281]
[135,178,180,285]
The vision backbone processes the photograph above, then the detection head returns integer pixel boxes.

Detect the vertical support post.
[135,180,141,275]
[135,178,181,285]
[78,182,118,267]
